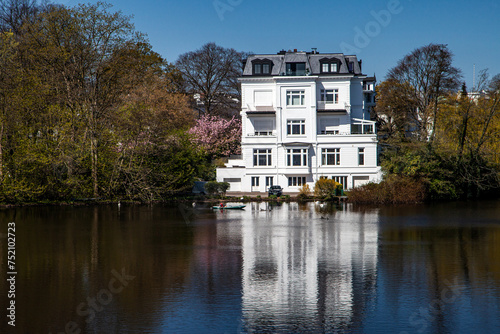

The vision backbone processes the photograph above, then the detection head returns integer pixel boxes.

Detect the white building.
[217,49,382,193]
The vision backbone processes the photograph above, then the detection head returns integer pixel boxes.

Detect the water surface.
[1,200,500,333]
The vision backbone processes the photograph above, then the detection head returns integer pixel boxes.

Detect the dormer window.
[286,62,306,76]
[320,58,340,74]
[252,59,273,75]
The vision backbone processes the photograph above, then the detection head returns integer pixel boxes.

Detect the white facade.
[217,50,382,193]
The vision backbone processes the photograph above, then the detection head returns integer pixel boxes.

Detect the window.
[287,148,308,166]
[252,59,272,75]
[320,59,339,73]
[319,117,340,134]
[320,89,339,104]
[253,118,274,136]
[286,62,306,76]
[253,149,272,166]
[251,177,260,187]
[266,176,273,187]
[321,148,340,166]
[286,90,305,106]
[224,178,241,183]
[348,62,354,73]
[288,176,306,187]
[254,63,262,74]
[351,119,375,134]
[262,63,270,74]
[287,119,305,135]
[332,176,348,189]
[358,148,365,166]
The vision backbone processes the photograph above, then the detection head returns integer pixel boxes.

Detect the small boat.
[212,205,246,210]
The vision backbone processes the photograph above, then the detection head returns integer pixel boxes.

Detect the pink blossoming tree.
[188,115,241,158]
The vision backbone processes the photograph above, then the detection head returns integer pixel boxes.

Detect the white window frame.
[358,147,365,166]
[251,176,260,187]
[320,89,339,104]
[321,148,340,166]
[265,176,273,188]
[288,176,306,187]
[287,119,305,136]
[286,90,305,106]
[287,148,308,167]
[253,149,272,166]
[332,176,348,189]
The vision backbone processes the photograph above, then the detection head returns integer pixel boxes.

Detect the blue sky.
[57,0,499,89]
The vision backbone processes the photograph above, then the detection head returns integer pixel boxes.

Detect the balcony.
[246,105,276,115]
[317,101,350,113]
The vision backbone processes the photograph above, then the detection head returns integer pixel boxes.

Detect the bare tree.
[175,42,244,118]
[0,0,46,34]
[388,43,462,142]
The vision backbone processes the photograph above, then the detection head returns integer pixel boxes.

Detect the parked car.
[268,185,283,197]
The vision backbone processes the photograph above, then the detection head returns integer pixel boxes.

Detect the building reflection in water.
[236,202,379,332]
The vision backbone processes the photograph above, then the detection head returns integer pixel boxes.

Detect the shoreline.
[0,195,349,208]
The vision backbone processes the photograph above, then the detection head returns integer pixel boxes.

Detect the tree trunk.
[91,134,98,198]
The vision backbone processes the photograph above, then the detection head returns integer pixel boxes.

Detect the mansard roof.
[242,50,364,77]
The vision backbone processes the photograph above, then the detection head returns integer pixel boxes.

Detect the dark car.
[268,185,283,197]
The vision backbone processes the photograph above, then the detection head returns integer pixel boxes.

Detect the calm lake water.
[1,200,500,334]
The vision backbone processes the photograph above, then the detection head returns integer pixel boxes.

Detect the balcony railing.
[247,131,276,137]
[317,101,342,110]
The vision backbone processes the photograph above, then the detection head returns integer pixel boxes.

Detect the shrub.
[297,184,311,201]
[349,175,426,204]
[314,178,341,200]
[268,194,277,200]
[298,184,311,197]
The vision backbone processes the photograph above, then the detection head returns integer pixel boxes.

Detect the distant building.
[217,49,382,193]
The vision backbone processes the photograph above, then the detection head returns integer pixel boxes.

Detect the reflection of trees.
[0,205,197,334]
[378,207,500,331]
